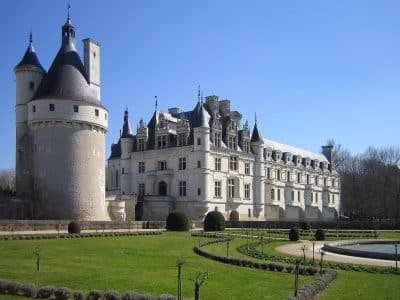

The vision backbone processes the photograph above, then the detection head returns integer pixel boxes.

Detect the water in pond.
[340,243,399,254]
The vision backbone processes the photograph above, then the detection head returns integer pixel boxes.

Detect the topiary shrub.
[87,290,104,300]
[204,211,225,231]
[158,294,176,300]
[73,291,84,300]
[68,221,81,234]
[315,228,325,241]
[300,221,311,231]
[288,227,299,241]
[104,290,122,300]
[54,287,71,300]
[229,210,239,222]
[166,211,190,231]
[19,284,38,298]
[37,286,56,298]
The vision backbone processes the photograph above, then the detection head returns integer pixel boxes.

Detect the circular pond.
[322,239,400,261]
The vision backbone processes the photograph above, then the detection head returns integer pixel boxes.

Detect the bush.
[288,227,299,241]
[105,290,122,300]
[73,291,84,300]
[300,221,311,231]
[87,290,104,300]
[19,284,38,298]
[315,228,326,241]
[158,294,176,300]
[286,266,294,273]
[123,292,140,300]
[204,211,225,231]
[5,281,19,295]
[37,286,56,298]
[166,211,190,231]
[54,287,71,300]
[68,221,81,234]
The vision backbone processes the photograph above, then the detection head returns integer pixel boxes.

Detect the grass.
[0,232,312,299]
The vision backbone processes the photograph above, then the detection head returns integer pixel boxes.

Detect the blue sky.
[1,0,399,169]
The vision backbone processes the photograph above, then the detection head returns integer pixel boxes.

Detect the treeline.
[0,169,15,196]
[332,142,400,220]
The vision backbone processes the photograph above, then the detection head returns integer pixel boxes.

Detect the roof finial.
[201,90,204,103]
[154,96,158,111]
[29,30,33,44]
[197,85,201,103]
[125,104,128,112]
[67,3,71,21]
[255,112,257,124]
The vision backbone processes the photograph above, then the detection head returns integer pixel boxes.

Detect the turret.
[14,33,45,200]
[121,109,134,159]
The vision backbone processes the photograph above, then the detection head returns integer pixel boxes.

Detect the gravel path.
[276,240,397,267]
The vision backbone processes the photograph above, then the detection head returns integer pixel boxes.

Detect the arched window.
[158,181,167,196]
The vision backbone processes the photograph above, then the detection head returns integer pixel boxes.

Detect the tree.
[0,169,15,195]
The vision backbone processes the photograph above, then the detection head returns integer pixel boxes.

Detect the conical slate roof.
[251,122,263,143]
[32,18,99,104]
[14,36,45,73]
[121,109,134,138]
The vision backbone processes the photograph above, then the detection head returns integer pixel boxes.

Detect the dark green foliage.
[288,227,299,241]
[300,221,311,231]
[37,286,56,298]
[20,284,38,298]
[315,228,326,241]
[204,211,225,231]
[73,291,84,300]
[166,211,190,231]
[54,287,71,300]
[68,221,81,234]
[87,290,104,300]
[105,290,122,300]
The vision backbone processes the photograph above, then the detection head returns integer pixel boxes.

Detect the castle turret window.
[49,103,55,111]
[29,81,35,90]
[73,105,79,112]
[138,139,145,151]
[197,160,201,168]
[95,109,99,116]
[197,138,201,145]
[32,105,36,113]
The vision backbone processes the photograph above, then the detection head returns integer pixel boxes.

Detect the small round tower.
[25,16,108,220]
[14,33,46,200]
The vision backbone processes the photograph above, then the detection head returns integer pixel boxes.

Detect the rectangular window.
[32,105,36,113]
[73,105,79,113]
[332,179,335,188]
[105,113,107,120]
[297,173,301,184]
[29,81,35,90]
[138,139,145,151]
[243,141,250,153]
[316,193,319,203]
[197,160,201,168]
[122,168,125,174]
[328,194,330,204]
[228,178,235,198]
[315,176,319,186]
[287,171,291,182]
[157,135,167,149]
[197,188,201,196]
[277,189,281,201]
[178,157,186,170]
[228,135,236,149]
[178,133,187,146]
[138,162,145,173]
[324,178,327,187]
[95,109,99,116]
[214,132,221,147]
[214,181,221,197]
[307,174,310,185]
[298,190,300,202]
[271,189,275,200]
[332,195,335,204]
[244,184,250,199]
[291,191,295,202]
[138,183,145,196]
[311,193,314,203]
[49,103,55,111]
[248,209,251,218]
[229,156,238,170]
[277,169,281,181]
[244,162,250,175]
[179,181,186,197]
[158,160,167,171]
[215,158,221,171]
[197,138,201,145]
[267,168,271,179]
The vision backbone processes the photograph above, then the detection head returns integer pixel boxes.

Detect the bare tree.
[0,169,15,195]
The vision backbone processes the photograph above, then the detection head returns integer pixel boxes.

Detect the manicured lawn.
[0,232,311,299]
[319,271,400,300]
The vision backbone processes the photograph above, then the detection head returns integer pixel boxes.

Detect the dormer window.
[214,132,221,147]
[178,133,187,147]
[228,135,236,150]
[243,140,250,153]
[138,138,145,151]
[157,135,167,149]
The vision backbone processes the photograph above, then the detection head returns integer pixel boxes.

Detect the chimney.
[321,145,333,163]
[83,38,101,98]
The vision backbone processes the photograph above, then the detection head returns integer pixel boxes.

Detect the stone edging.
[322,239,400,261]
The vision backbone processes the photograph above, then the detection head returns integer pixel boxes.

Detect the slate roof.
[14,39,45,73]
[251,122,263,142]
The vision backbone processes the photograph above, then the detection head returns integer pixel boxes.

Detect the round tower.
[26,16,108,220]
[14,33,46,201]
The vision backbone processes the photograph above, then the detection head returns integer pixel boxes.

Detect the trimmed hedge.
[68,221,81,234]
[300,221,311,231]
[289,227,299,241]
[204,211,225,231]
[166,211,190,231]
[315,228,325,241]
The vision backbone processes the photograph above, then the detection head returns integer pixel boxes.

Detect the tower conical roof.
[32,17,99,104]
[121,108,134,138]
[251,122,263,143]
[14,34,45,73]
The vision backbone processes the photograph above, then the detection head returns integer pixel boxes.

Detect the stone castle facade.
[107,93,340,222]
[14,16,107,220]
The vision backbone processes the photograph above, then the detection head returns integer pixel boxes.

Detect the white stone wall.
[31,122,106,220]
